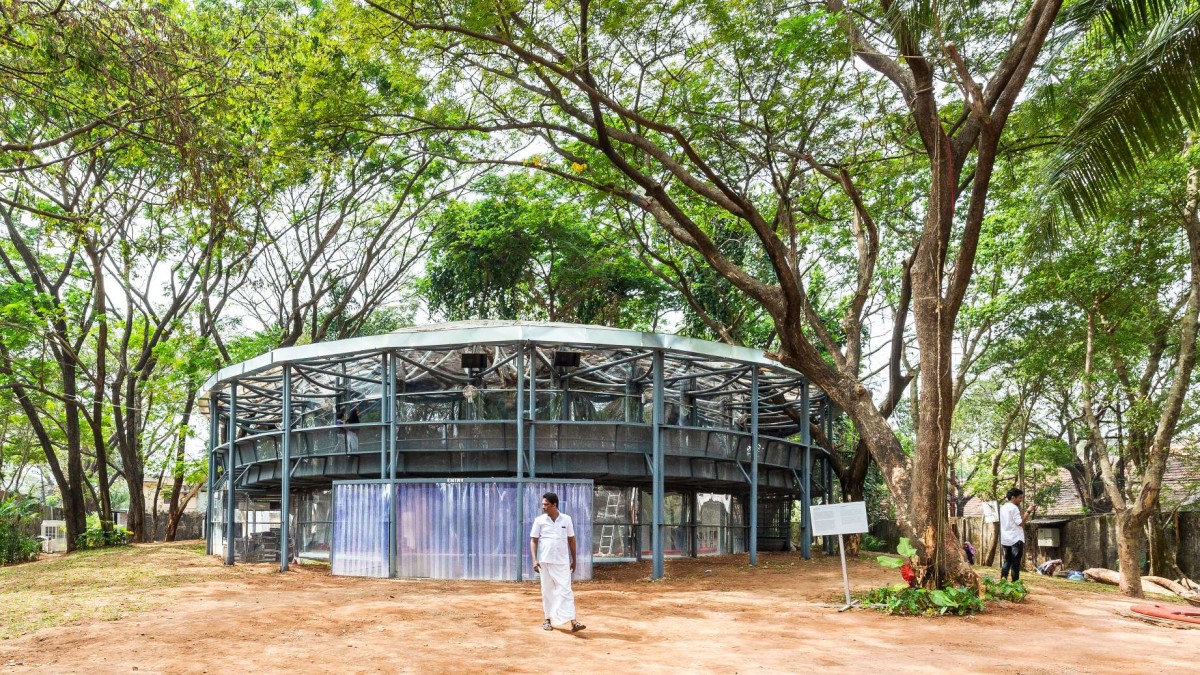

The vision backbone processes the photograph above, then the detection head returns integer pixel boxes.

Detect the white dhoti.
[539,563,575,625]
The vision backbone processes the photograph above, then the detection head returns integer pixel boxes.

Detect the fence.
[875,512,1199,578]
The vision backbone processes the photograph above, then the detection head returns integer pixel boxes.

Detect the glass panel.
[292,489,333,564]
[592,486,636,560]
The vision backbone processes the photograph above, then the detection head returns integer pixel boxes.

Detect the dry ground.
[1,542,1198,673]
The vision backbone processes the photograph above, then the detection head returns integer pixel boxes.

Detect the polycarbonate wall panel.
[522,482,594,581]
[332,483,390,578]
[330,479,593,581]
[396,481,520,580]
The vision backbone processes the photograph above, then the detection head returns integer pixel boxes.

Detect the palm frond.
[1046,8,1200,218]
[1057,0,1182,47]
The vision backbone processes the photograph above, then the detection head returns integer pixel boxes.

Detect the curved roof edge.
[198,320,807,399]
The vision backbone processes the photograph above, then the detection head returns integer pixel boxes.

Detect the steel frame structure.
[201,321,839,578]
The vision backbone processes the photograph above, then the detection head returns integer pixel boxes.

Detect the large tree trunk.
[165,390,197,541]
[61,350,89,550]
[1116,511,1149,597]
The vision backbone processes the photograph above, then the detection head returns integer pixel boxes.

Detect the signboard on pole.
[809,501,869,612]
[982,500,1000,524]
[810,501,869,537]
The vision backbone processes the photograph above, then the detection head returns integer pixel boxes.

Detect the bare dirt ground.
[2,543,1198,674]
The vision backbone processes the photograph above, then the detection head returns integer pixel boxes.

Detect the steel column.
[225,384,237,566]
[280,366,292,572]
[386,353,398,578]
[800,382,812,560]
[515,345,525,581]
[206,392,218,555]
[517,345,525,479]
[749,366,759,566]
[528,345,537,478]
[824,401,836,555]
[651,350,665,580]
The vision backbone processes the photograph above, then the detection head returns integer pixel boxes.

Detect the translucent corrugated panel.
[396,481,521,580]
[331,480,594,580]
[332,483,390,578]
[523,482,594,581]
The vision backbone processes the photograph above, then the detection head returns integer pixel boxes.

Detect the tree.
[423,172,672,327]
[362,0,1091,587]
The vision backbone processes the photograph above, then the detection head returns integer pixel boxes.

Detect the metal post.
[838,533,852,607]
[206,393,218,555]
[800,382,812,560]
[280,366,292,572]
[651,350,665,580]
[749,367,759,566]
[225,383,238,566]
[824,401,836,555]
[517,345,525,479]
[379,354,388,479]
[690,490,699,558]
[528,345,537,478]
[515,345,525,582]
[387,353,398,577]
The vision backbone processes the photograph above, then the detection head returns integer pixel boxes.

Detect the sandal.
[542,619,553,631]
[570,620,586,632]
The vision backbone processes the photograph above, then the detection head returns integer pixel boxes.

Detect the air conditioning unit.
[1037,528,1060,547]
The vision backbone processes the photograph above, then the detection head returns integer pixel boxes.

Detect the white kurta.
[531,513,576,625]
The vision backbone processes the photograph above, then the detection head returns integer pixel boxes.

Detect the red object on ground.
[1130,604,1200,625]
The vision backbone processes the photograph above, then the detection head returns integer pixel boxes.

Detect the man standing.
[1000,487,1036,582]
[530,492,585,632]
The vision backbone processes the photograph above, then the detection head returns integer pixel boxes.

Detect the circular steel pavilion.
[202,321,838,580]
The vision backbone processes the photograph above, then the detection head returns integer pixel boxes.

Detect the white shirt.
[530,512,575,564]
[1000,502,1025,546]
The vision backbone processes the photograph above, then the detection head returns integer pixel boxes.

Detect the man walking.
[530,492,585,632]
[1000,487,1036,582]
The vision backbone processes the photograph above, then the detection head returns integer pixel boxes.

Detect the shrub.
[860,534,889,552]
[858,584,986,616]
[983,576,1029,602]
[0,496,40,565]
[75,514,132,550]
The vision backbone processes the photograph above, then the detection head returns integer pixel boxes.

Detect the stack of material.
[1084,568,1200,606]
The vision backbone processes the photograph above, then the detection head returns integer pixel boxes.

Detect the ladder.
[597,492,622,556]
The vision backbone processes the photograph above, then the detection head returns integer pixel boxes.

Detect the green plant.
[857,584,986,616]
[876,537,918,586]
[75,514,131,550]
[983,576,1029,602]
[0,496,40,565]
[860,534,888,552]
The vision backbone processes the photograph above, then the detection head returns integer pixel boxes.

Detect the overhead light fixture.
[552,350,581,369]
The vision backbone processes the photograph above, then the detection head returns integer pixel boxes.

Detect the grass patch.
[0,542,207,639]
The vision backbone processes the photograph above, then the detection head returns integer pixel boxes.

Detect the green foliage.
[858,584,986,616]
[860,534,889,552]
[982,576,1030,602]
[0,496,40,565]
[876,536,918,569]
[422,173,672,328]
[74,514,131,550]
